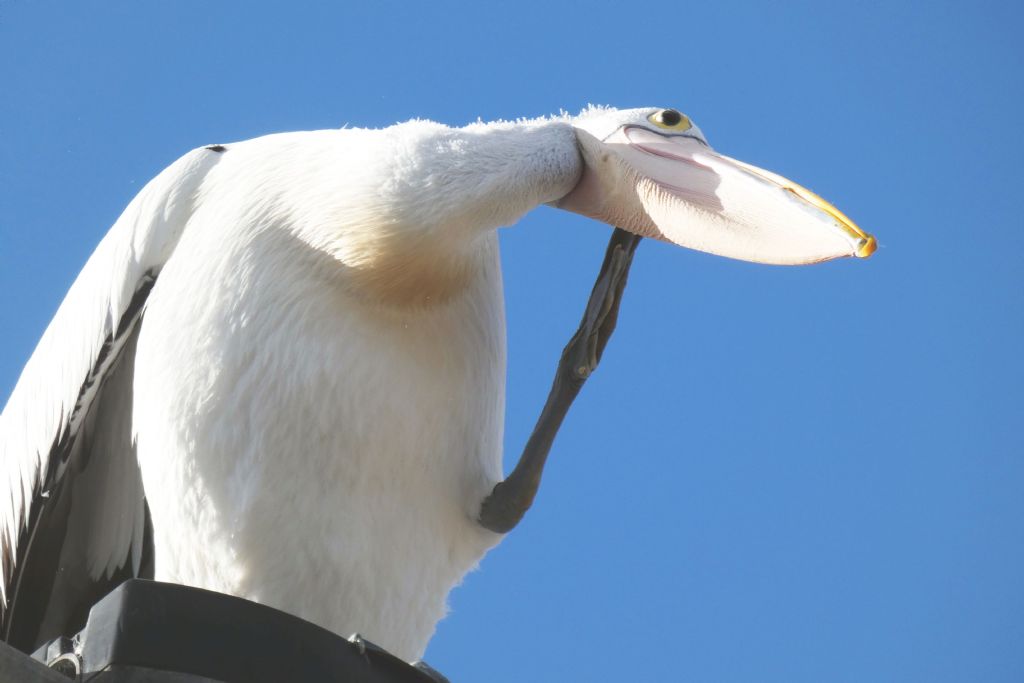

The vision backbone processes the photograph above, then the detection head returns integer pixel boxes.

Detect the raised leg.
[477,228,642,534]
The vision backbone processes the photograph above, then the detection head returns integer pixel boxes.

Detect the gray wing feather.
[0,146,225,649]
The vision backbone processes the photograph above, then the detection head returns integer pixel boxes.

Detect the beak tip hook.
[855,234,877,259]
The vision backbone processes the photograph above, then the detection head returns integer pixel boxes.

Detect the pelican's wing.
[0,145,225,651]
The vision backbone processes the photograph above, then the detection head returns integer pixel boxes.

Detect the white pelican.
[0,106,874,662]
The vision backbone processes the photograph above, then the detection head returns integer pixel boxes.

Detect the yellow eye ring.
[648,108,691,131]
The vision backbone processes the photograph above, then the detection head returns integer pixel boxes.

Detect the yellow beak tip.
[855,234,877,259]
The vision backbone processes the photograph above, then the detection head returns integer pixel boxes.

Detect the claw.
[347,632,367,656]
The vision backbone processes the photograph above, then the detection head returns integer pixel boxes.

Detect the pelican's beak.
[556,126,875,264]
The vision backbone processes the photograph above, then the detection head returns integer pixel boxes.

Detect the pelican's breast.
[133,190,507,659]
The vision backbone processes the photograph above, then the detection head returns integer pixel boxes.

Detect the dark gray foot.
[478,228,642,534]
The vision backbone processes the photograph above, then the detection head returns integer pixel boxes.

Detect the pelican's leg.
[478,228,642,533]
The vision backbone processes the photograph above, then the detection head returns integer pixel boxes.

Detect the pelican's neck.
[269,118,582,308]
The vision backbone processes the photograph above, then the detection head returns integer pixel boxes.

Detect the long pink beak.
[557,126,876,265]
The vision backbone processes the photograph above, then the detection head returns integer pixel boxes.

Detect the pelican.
[0,106,874,662]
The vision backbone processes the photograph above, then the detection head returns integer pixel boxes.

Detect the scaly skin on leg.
[478,228,642,534]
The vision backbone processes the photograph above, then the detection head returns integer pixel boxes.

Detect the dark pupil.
[659,109,682,126]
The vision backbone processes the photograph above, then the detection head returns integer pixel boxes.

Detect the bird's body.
[137,138,513,659]
[1,107,873,660]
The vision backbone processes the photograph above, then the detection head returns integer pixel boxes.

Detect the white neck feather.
[203,118,582,308]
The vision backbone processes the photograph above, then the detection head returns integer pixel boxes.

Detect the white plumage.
[0,106,873,660]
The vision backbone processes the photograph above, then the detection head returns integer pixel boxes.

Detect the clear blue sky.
[1,1,1022,681]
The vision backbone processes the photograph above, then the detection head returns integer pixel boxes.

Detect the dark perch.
[14,580,450,682]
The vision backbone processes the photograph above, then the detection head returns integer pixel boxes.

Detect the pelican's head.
[556,106,875,264]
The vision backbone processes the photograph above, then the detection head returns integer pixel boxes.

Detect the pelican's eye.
[648,108,691,131]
